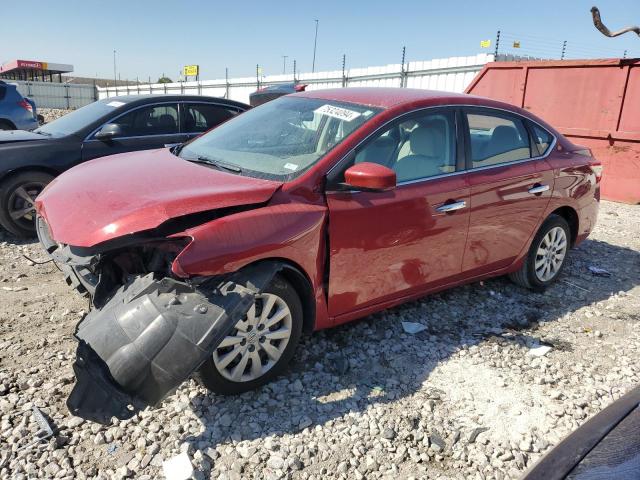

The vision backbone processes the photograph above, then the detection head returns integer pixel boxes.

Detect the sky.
[2,0,640,82]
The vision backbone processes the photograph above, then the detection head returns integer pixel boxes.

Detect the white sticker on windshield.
[283,163,299,171]
[107,101,126,108]
[314,104,361,122]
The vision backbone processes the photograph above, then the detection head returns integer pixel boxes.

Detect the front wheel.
[197,275,303,395]
[509,214,571,291]
[0,172,54,237]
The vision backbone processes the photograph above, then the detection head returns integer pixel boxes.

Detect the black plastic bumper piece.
[66,263,279,424]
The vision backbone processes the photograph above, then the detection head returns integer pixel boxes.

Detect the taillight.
[591,163,603,182]
[18,99,33,112]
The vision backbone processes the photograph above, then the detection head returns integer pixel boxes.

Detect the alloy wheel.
[534,226,568,282]
[8,182,45,228]
[213,292,293,383]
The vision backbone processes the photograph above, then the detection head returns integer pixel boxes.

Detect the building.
[0,59,73,82]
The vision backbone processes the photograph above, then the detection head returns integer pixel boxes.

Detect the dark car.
[249,82,307,106]
[0,94,249,236]
[36,88,601,423]
[523,385,640,479]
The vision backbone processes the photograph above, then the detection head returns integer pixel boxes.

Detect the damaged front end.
[37,216,280,424]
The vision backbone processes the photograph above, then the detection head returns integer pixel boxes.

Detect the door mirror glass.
[343,162,396,191]
[94,123,122,140]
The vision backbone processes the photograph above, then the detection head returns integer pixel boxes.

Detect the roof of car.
[98,94,249,109]
[292,87,475,109]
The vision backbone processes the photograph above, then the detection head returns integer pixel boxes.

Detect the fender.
[173,202,331,330]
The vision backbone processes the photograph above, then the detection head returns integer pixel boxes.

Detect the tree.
[157,76,173,84]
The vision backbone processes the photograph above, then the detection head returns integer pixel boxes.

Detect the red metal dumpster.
[466,59,640,204]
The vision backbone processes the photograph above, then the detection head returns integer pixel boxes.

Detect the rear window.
[530,123,554,156]
[466,112,531,168]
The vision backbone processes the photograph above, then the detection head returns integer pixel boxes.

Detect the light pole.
[312,19,319,73]
[113,50,117,86]
[282,55,288,74]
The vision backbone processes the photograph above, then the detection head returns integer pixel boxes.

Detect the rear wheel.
[0,172,54,237]
[0,121,15,131]
[509,214,570,291]
[197,275,303,395]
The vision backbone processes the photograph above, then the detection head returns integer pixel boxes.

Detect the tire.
[0,121,15,131]
[509,214,571,291]
[0,171,54,237]
[197,274,303,395]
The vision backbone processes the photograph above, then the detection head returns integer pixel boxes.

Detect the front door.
[461,108,555,275]
[326,108,470,318]
[81,103,183,161]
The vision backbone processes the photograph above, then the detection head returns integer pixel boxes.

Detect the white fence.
[7,53,529,110]
[12,80,96,109]
[98,53,495,104]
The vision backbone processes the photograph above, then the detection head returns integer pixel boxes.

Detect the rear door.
[326,108,470,318]
[81,102,182,160]
[181,102,241,142]
[461,107,555,276]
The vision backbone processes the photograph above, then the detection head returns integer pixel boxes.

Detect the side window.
[184,104,238,133]
[0,85,6,101]
[351,111,456,183]
[466,112,531,168]
[110,104,179,137]
[530,123,554,156]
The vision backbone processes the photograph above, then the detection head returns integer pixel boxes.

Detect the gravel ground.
[0,201,638,479]
[38,108,72,124]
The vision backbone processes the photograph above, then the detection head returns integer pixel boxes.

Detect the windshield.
[35,100,127,137]
[178,96,380,180]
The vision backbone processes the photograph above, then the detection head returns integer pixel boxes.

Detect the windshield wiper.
[34,130,52,137]
[188,155,242,174]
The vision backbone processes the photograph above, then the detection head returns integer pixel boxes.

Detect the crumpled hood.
[0,129,48,144]
[37,148,282,247]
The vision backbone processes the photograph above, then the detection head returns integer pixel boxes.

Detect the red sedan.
[36,88,601,422]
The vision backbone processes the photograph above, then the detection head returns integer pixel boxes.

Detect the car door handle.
[436,200,466,213]
[528,184,550,195]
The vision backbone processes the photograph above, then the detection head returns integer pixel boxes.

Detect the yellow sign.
[480,39,491,48]
[183,65,199,77]
[513,41,521,48]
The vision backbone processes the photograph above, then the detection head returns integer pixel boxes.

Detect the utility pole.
[312,19,319,73]
[282,55,288,74]
[561,40,567,60]
[494,31,500,58]
[623,49,628,59]
[293,60,297,83]
[113,49,117,86]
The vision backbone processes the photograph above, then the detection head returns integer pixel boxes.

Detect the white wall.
[97,53,495,104]
[12,80,96,109]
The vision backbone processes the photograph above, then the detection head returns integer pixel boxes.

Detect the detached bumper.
[67,264,279,424]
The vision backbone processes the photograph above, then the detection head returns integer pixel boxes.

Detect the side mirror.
[94,123,123,140]
[342,162,396,192]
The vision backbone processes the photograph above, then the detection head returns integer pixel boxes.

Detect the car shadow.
[181,237,639,465]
